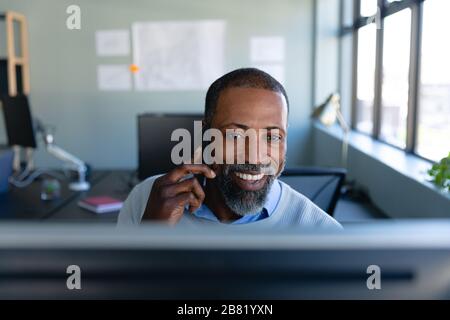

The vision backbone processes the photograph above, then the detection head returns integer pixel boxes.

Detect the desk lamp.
[311,93,350,168]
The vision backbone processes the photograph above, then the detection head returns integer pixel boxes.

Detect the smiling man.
[118,68,341,228]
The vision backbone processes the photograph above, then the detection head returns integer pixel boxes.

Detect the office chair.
[279,167,346,216]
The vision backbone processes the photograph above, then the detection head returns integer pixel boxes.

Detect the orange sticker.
[129,64,139,73]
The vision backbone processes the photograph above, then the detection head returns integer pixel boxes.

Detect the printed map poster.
[132,20,226,91]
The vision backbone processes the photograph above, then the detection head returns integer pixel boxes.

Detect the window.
[379,8,411,148]
[360,0,378,17]
[341,0,449,162]
[416,0,450,161]
[355,24,377,134]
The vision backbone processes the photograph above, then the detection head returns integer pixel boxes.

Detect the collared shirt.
[118,175,342,229]
[192,179,282,224]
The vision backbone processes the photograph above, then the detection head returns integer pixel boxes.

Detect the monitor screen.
[138,113,203,180]
[1,222,450,299]
[0,95,36,148]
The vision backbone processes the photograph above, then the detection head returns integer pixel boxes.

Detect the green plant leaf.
[428,152,450,192]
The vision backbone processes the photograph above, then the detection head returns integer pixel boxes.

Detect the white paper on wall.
[96,30,130,56]
[250,36,285,62]
[132,20,226,91]
[97,65,132,91]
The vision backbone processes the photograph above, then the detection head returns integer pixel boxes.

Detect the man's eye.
[267,135,282,142]
[226,132,244,140]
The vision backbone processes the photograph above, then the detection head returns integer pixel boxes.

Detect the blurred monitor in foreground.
[1,221,450,299]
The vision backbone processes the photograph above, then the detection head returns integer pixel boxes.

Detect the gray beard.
[215,164,279,217]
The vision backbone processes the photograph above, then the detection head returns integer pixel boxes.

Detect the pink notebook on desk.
[78,196,123,214]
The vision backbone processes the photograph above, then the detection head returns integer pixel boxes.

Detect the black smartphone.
[194,124,213,188]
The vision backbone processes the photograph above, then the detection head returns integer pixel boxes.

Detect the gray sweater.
[118,175,342,229]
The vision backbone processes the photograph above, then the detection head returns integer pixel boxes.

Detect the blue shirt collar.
[191,179,282,224]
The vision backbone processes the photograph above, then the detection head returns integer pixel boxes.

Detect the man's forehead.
[211,87,288,128]
[218,86,287,106]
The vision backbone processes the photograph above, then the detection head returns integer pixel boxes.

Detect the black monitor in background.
[137,113,203,180]
[0,60,24,95]
[0,95,36,148]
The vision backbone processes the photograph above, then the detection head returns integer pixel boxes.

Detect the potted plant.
[428,152,450,192]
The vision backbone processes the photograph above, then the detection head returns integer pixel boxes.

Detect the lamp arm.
[35,118,90,191]
[46,144,86,172]
[335,108,350,133]
[44,142,90,191]
[333,108,350,169]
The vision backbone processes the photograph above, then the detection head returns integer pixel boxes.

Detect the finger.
[163,164,216,184]
[171,192,201,213]
[192,146,203,165]
[187,192,202,213]
[161,177,205,202]
[184,177,205,203]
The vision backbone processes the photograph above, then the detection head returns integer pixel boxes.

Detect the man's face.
[209,87,288,216]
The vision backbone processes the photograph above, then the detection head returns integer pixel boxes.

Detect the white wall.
[313,0,340,106]
[0,0,316,169]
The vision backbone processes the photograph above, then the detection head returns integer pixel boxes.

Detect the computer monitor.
[137,113,203,180]
[0,60,24,96]
[1,222,450,299]
[0,95,36,148]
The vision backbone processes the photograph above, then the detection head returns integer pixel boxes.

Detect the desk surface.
[0,170,134,223]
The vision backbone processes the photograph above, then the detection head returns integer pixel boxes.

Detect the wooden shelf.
[0,11,30,96]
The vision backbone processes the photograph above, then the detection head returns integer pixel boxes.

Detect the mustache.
[222,163,277,176]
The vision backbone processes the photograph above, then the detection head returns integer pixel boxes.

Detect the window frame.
[340,0,432,161]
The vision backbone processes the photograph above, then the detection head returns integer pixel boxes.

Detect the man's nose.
[245,136,270,165]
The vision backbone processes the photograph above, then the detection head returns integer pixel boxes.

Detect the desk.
[0,170,134,223]
[0,170,384,224]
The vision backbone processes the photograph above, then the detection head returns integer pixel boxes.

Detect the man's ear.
[201,120,208,165]
[202,119,212,134]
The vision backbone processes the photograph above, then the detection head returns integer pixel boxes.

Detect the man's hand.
[142,164,216,225]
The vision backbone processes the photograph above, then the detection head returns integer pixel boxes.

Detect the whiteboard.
[132,20,226,91]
